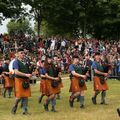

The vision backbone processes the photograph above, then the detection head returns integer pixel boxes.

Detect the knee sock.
[51,98,56,109]
[13,98,21,108]
[3,89,7,97]
[80,96,84,106]
[101,91,106,103]
[22,98,28,112]
[77,95,80,102]
[8,88,12,97]
[45,97,51,105]
[94,91,100,99]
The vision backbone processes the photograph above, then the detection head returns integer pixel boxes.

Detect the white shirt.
[9,59,16,73]
[61,40,66,47]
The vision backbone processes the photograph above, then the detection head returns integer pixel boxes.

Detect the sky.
[0,18,35,34]
[0,19,10,34]
[0,4,34,34]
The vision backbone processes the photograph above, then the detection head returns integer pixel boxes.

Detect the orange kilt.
[69,77,87,93]
[14,78,31,98]
[93,76,108,91]
[46,79,60,96]
[40,79,47,95]
[4,76,14,88]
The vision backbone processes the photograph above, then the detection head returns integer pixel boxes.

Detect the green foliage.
[0,0,23,23]
[92,0,120,40]
[1,0,120,39]
[7,19,34,36]
[34,20,47,36]
[22,0,49,36]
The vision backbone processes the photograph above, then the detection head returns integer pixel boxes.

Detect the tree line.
[0,0,120,40]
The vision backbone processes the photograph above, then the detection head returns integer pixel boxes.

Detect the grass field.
[0,78,120,120]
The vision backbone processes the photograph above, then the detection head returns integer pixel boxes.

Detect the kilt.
[14,78,31,98]
[93,76,108,91]
[69,77,87,93]
[45,79,60,96]
[40,79,47,95]
[4,76,14,88]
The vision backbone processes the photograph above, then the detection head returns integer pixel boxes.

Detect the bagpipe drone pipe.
[101,63,120,80]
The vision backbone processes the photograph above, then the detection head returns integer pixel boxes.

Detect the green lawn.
[0,78,120,120]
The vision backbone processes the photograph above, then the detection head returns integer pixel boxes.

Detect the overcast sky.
[0,19,10,34]
[0,18,34,34]
[0,4,34,34]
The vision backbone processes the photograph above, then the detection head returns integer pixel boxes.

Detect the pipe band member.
[2,57,14,98]
[53,55,63,100]
[11,48,32,115]
[69,55,87,108]
[92,52,109,105]
[44,55,61,112]
[0,62,3,95]
[38,60,46,103]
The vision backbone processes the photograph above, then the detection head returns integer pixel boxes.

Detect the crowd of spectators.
[0,33,120,78]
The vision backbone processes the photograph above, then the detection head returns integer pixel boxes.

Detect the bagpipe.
[102,63,112,73]
[77,66,90,87]
[22,81,30,89]
[82,66,90,75]
[51,77,62,88]
[100,63,112,84]
[50,66,62,88]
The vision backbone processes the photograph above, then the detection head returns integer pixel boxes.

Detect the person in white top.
[61,40,66,47]
[9,52,17,75]
[9,58,16,74]
[50,38,56,50]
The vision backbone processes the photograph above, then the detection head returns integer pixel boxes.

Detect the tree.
[90,0,120,40]
[0,0,23,24]
[22,0,80,37]
[22,0,51,36]
[1,0,120,40]
[42,0,81,37]
[7,19,34,37]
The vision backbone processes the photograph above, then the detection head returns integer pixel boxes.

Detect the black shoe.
[44,104,49,111]
[100,102,108,105]
[92,97,96,105]
[51,106,58,112]
[117,108,120,117]
[80,104,85,109]
[22,111,31,115]
[69,99,74,108]
[51,108,57,112]
[11,107,17,114]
